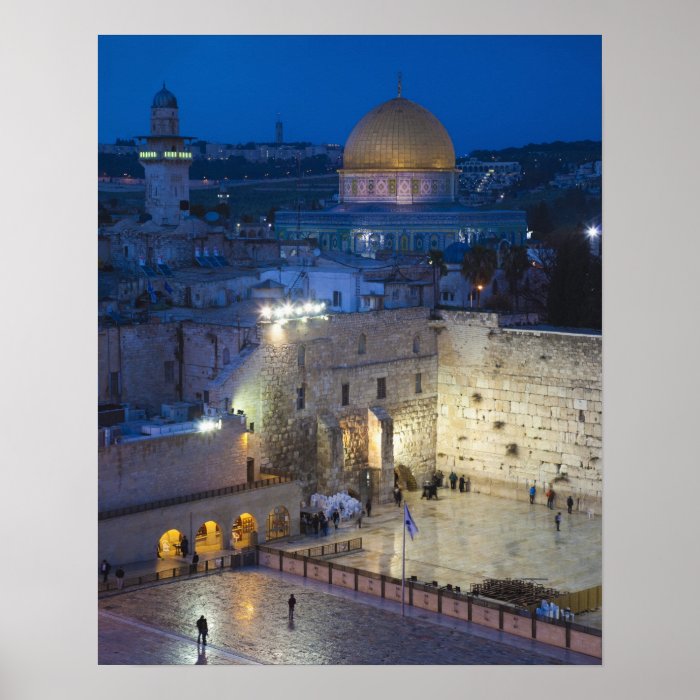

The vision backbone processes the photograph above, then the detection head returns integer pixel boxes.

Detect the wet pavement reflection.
[99,569,597,665]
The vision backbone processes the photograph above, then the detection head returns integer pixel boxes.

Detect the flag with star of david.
[404,503,418,540]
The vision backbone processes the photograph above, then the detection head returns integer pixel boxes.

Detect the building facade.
[275,89,528,256]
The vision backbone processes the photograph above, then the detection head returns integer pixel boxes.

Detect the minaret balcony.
[139,151,193,161]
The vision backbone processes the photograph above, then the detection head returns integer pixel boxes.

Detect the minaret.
[275,113,284,144]
[137,83,194,225]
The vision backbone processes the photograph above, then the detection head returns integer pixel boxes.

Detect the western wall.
[435,312,602,509]
[99,307,602,510]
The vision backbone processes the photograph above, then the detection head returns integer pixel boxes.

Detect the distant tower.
[137,84,194,225]
[275,113,284,144]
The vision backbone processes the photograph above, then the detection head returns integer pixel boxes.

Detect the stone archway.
[232,513,258,549]
[193,519,222,553]
[157,528,184,559]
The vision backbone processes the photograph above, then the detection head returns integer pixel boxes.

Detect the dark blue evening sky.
[99,35,601,155]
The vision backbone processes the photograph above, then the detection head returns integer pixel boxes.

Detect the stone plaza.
[98,486,601,664]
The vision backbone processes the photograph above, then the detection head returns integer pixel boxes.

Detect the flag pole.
[401,503,406,617]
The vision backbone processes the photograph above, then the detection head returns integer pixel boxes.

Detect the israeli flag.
[404,503,418,540]
[164,281,174,294]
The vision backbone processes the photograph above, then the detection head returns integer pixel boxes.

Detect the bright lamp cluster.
[260,302,328,324]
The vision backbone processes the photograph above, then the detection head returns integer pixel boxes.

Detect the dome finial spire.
[397,71,402,98]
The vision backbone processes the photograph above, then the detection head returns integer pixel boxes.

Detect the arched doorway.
[232,513,257,549]
[266,506,290,541]
[157,528,184,558]
[194,520,222,553]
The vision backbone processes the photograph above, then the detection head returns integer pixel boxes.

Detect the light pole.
[586,226,601,257]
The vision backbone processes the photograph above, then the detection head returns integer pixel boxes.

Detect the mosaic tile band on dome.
[342,97,456,171]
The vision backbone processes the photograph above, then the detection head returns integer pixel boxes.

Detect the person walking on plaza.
[196,615,208,645]
[449,471,458,490]
[567,495,574,514]
[458,475,465,493]
[332,509,340,530]
[100,559,111,583]
[288,594,297,621]
[191,551,199,573]
[529,484,536,504]
[555,512,562,531]
[366,499,372,517]
[115,566,125,590]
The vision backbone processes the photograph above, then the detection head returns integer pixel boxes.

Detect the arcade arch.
[157,528,183,558]
[194,519,222,553]
[232,512,258,548]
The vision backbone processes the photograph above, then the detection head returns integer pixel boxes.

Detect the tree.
[528,201,554,238]
[502,245,530,310]
[546,226,601,329]
[461,245,497,309]
[428,250,448,309]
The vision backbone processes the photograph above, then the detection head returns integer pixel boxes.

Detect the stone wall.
[98,321,249,414]
[435,311,602,505]
[226,308,439,501]
[98,415,248,512]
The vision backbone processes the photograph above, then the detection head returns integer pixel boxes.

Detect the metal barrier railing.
[287,538,363,559]
[98,548,257,593]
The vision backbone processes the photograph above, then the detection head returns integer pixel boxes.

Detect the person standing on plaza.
[466,476,471,493]
[196,615,208,645]
[366,499,372,517]
[181,535,189,557]
[312,513,320,536]
[458,475,465,493]
[393,485,401,506]
[288,594,297,621]
[449,471,458,490]
[529,484,536,504]
[547,488,555,509]
[357,508,363,528]
[115,566,125,590]
[100,559,111,583]
[191,551,199,573]
[567,495,574,514]
[332,509,340,530]
[555,512,562,531]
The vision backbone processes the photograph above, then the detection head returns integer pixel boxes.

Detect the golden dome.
[343,97,455,171]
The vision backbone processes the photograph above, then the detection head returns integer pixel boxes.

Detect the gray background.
[1,0,698,697]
